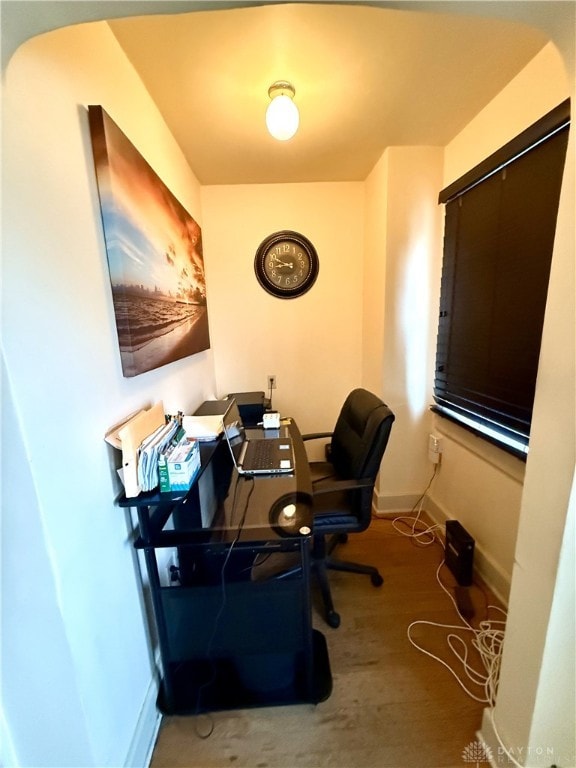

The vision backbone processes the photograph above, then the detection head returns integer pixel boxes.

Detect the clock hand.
[270,255,294,268]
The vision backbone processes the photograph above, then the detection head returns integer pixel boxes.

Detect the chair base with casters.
[325,532,384,589]
[313,531,384,628]
[275,513,385,629]
[306,481,386,627]
[278,389,395,628]
[307,389,394,627]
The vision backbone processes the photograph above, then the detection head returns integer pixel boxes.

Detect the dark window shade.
[434,106,570,458]
[439,99,570,204]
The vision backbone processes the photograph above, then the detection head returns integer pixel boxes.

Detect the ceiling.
[108,3,547,185]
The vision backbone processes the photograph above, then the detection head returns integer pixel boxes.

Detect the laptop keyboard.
[245,439,277,468]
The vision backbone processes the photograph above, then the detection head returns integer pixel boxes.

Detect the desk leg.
[136,506,176,713]
[143,545,176,712]
[300,537,315,700]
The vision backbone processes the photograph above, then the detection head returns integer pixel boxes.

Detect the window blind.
[433,101,570,458]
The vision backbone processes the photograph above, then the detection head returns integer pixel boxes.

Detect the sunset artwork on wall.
[88,105,210,377]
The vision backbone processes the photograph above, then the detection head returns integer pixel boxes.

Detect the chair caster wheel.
[327,611,341,629]
[371,573,384,587]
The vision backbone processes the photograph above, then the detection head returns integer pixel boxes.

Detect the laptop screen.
[222,399,246,467]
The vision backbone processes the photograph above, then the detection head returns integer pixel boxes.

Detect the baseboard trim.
[373,491,511,605]
[372,492,423,515]
[124,674,161,768]
[478,708,500,768]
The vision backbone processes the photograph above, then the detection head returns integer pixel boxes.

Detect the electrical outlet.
[166,552,179,586]
[268,375,277,390]
[428,434,443,464]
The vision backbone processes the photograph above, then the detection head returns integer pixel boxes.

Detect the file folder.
[105,402,165,497]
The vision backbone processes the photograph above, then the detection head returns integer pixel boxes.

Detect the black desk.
[118,418,332,715]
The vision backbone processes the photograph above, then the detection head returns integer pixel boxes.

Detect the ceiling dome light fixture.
[266,80,299,141]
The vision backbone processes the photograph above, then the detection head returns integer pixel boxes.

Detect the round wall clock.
[254,230,319,299]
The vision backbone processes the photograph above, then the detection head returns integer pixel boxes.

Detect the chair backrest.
[329,389,395,481]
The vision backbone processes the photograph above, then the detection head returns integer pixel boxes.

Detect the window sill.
[431,408,527,484]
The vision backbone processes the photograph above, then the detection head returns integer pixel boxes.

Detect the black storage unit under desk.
[117,421,332,715]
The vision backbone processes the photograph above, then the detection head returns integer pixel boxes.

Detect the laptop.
[222,399,294,475]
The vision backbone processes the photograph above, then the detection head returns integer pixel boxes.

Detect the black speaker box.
[445,520,475,586]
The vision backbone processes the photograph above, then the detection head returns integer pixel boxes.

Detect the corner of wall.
[123,675,161,768]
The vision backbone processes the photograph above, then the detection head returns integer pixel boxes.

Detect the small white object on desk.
[262,411,280,429]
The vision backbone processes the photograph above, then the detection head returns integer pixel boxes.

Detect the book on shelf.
[158,434,201,493]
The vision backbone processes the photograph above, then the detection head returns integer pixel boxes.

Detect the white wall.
[362,150,389,395]
[2,366,94,766]
[200,182,364,444]
[444,42,570,184]
[526,476,575,768]
[201,162,444,496]
[364,146,444,507]
[2,21,216,768]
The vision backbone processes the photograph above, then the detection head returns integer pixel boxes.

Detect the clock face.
[254,231,319,299]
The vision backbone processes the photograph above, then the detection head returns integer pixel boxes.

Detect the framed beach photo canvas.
[88,105,210,377]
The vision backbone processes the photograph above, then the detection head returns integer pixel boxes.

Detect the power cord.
[488,707,526,768]
[409,558,539,768]
[407,558,507,706]
[391,463,442,546]
[385,463,516,760]
[193,475,255,737]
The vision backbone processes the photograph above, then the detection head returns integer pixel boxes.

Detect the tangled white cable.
[389,468,516,762]
[407,560,507,706]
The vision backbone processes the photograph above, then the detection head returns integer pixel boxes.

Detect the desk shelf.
[157,630,332,715]
[118,419,332,715]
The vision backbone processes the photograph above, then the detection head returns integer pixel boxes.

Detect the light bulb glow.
[266,93,299,141]
[282,503,297,519]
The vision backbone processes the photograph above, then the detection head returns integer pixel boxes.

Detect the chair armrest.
[301,431,333,442]
[312,476,373,495]
[302,431,334,462]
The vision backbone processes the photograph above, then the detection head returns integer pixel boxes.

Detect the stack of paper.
[106,404,209,497]
[182,414,224,441]
[137,420,182,493]
[105,403,166,497]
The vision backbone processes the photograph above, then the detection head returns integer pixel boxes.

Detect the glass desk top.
[117,418,314,544]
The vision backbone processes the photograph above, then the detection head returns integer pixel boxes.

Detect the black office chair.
[276,388,395,629]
